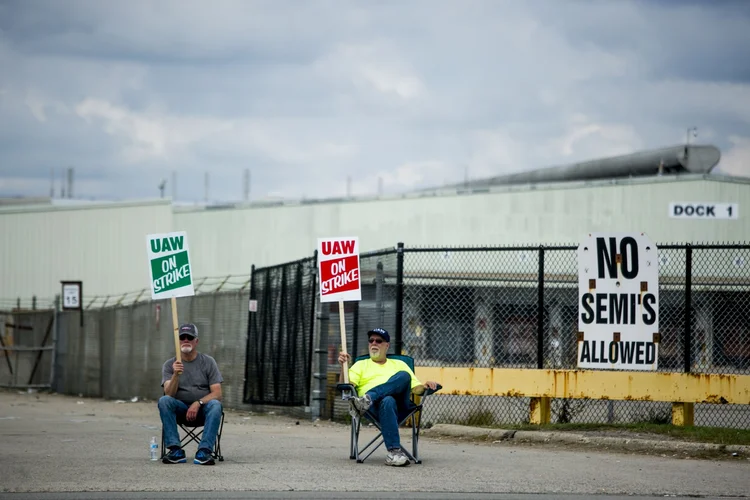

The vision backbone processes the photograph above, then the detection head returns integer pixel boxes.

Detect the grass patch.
[497,422,750,445]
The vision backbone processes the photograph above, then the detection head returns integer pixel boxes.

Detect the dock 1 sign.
[577,232,659,371]
[317,236,361,303]
[147,231,195,300]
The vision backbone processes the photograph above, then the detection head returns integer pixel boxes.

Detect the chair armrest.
[336,383,357,400]
[423,383,442,396]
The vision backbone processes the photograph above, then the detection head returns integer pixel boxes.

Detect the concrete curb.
[423,424,749,455]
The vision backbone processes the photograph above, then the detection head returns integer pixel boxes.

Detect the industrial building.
[0,143,747,305]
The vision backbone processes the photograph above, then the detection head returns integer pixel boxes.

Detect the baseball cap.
[178,323,199,338]
[367,328,390,343]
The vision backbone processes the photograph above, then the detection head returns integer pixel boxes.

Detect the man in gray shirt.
[159,323,224,465]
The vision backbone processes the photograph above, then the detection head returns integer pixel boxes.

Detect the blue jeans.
[365,371,415,451]
[158,395,222,453]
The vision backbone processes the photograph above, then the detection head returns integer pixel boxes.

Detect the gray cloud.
[1,0,749,202]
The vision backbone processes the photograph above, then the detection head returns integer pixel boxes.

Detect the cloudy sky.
[1,0,749,203]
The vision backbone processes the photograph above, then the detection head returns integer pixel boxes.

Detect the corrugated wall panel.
[0,200,173,303]
[1,178,748,300]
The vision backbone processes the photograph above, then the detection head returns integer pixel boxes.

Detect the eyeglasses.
[368,338,384,344]
[179,335,195,341]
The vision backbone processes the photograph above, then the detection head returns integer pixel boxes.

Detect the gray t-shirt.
[161,352,223,404]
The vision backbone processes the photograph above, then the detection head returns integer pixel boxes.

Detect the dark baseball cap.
[178,323,199,338]
[367,328,390,343]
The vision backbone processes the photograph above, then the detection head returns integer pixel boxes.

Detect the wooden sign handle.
[339,300,348,384]
[171,296,181,363]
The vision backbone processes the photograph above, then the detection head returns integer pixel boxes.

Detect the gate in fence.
[0,307,56,389]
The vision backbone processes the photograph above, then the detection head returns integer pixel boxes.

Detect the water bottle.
[149,436,158,461]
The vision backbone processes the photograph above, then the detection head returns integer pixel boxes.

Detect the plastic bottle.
[150,436,158,461]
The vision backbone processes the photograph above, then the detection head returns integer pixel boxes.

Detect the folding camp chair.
[160,410,225,462]
[336,354,442,464]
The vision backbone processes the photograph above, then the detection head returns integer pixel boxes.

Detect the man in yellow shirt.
[338,328,439,466]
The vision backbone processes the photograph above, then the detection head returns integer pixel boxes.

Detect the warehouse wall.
[1,175,747,302]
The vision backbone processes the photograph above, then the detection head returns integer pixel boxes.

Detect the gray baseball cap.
[178,323,198,338]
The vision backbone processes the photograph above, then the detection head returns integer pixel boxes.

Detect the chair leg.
[412,413,421,464]
[349,416,357,460]
[213,412,225,462]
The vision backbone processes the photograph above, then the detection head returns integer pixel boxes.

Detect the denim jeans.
[365,371,415,451]
[158,395,223,452]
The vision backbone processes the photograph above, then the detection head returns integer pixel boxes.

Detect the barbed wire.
[0,273,253,312]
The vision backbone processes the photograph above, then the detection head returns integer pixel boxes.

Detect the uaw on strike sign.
[577,232,659,371]
[147,231,195,300]
[317,236,361,303]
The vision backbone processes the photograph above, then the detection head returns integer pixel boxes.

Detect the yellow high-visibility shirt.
[349,357,422,397]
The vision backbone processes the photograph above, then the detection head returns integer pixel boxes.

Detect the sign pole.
[317,236,361,385]
[147,231,195,364]
[339,300,348,383]
[171,296,181,363]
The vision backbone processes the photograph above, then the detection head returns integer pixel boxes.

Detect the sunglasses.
[368,338,385,344]
[179,335,195,341]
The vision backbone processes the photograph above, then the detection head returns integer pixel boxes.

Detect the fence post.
[243,265,255,406]
[537,245,545,369]
[50,294,60,390]
[352,301,359,357]
[684,244,693,373]
[313,295,330,421]
[395,242,405,356]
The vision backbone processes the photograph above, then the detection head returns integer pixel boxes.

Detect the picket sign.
[147,231,195,362]
[317,237,361,383]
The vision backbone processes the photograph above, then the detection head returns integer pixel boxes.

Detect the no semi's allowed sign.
[318,236,361,303]
[577,232,659,371]
[147,231,195,300]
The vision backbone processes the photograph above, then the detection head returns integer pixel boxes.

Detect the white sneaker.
[352,394,372,414]
[385,449,409,467]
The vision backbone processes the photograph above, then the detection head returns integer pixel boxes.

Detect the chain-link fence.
[6,241,748,429]
[53,290,251,411]
[320,243,750,429]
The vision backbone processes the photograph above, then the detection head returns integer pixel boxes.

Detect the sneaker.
[352,394,372,415]
[385,448,409,467]
[162,447,186,464]
[194,448,216,466]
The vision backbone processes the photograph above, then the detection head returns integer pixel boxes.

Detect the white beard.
[180,345,193,354]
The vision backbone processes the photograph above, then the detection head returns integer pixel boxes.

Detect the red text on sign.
[320,255,359,295]
[321,240,356,256]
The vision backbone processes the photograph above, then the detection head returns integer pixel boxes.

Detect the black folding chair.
[160,411,225,462]
[336,354,442,464]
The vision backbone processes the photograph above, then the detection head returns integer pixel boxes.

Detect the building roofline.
[0,198,172,215]
[171,173,749,214]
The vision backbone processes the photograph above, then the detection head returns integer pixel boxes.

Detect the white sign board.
[146,231,194,300]
[317,236,361,303]
[61,281,82,310]
[669,202,738,220]
[577,232,659,371]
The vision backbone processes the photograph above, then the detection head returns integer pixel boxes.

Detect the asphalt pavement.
[0,390,747,499]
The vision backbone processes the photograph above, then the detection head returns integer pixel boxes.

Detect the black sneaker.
[162,447,186,464]
[194,448,215,466]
